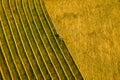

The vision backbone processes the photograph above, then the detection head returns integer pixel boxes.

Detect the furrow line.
[31,0,68,79]
[1,1,24,79]
[39,0,83,79]
[28,0,60,79]
[16,1,43,79]
[2,1,28,79]
[0,44,12,80]
[15,0,44,79]
[9,0,36,79]
[40,0,79,73]
[0,46,13,80]
[9,0,38,79]
[1,18,20,80]
[32,0,69,79]
[4,0,33,79]
[35,0,76,79]
[29,0,67,79]
[22,0,52,79]
[59,40,83,80]
[22,0,48,79]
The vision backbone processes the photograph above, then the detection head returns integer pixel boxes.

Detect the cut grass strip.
[2,1,30,79]
[35,0,76,79]
[1,0,83,79]
[0,47,11,80]
[18,0,45,79]
[15,0,44,79]
[0,15,20,80]
[27,0,59,79]
[22,0,51,79]
[9,0,36,79]
[28,0,68,79]
[58,40,83,80]
[32,0,74,79]
[38,0,83,79]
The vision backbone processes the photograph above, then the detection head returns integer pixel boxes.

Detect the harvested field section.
[0,0,83,79]
[0,47,11,80]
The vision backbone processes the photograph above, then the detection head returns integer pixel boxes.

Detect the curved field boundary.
[0,0,83,79]
[35,0,83,79]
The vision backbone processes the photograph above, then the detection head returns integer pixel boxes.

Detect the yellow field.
[0,0,83,79]
[44,0,120,79]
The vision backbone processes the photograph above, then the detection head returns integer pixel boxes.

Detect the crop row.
[0,0,83,79]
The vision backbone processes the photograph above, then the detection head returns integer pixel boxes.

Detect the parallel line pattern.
[38,0,83,79]
[0,0,83,80]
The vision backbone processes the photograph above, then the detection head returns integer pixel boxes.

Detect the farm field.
[43,0,120,80]
[0,0,83,80]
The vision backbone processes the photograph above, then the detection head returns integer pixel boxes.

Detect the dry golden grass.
[1,0,83,79]
[44,0,120,79]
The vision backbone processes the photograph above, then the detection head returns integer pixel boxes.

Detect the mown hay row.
[0,0,83,79]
